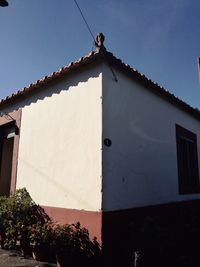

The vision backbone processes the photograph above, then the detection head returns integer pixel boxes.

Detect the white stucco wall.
[14,65,102,211]
[102,64,200,211]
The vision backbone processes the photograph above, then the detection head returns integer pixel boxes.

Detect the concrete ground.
[0,249,56,267]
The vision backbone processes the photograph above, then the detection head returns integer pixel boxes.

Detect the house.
[1,33,200,265]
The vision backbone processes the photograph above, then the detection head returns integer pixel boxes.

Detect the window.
[176,124,200,194]
[0,122,15,196]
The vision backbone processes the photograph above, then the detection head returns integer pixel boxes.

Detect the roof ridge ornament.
[95,33,106,53]
[0,0,8,7]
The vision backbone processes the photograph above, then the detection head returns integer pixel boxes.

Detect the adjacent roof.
[1,48,200,121]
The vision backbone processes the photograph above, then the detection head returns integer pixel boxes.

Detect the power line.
[73,0,96,44]
[73,1,118,82]
[198,58,200,83]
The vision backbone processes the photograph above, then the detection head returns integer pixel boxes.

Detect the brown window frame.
[0,110,21,195]
[176,124,200,194]
[0,121,15,196]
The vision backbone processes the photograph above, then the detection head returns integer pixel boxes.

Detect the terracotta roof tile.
[1,49,200,120]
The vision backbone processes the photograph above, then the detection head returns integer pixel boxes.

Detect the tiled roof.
[1,49,200,120]
[0,50,102,107]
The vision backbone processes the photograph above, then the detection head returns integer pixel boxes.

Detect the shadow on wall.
[2,63,101,113]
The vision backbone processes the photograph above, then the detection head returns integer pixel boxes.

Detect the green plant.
[0,195,9,248]
[1,188,51,250]
[30,222,54,246]
[0,188,102,265]
[0,195,8,228]
[2,188,34,250]
[29,222,54,262]
[53,222,101,267]
[53,223,73,251]
[72,222,101,266]
[71,222,93,257]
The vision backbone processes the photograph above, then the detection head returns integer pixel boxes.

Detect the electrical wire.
[73,0,96,44]
[198,58,200,83]
[73,0,118,82]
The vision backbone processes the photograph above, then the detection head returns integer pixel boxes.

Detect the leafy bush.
[0,188,101,266]
[30,222,54,246]
[0,188,51,249]
[53,222,101,266]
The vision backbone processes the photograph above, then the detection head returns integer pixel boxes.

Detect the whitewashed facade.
[102,64,200,211]
[0,46,200,246]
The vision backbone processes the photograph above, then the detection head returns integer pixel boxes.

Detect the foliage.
[71,222,101,260]
[0,195,8,231]
[53,222,101,266]
[0,188,101,266]
[0,188,51,249]
[30,222,54,246]
[53,223,73,252]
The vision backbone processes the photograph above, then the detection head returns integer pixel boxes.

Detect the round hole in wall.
[104,138,112,147]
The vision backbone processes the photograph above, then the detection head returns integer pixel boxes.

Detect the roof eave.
[1,49,200,121]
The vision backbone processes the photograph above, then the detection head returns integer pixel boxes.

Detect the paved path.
[0,249,56,267]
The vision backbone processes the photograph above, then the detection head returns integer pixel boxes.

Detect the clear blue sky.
[0,0,200,108]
